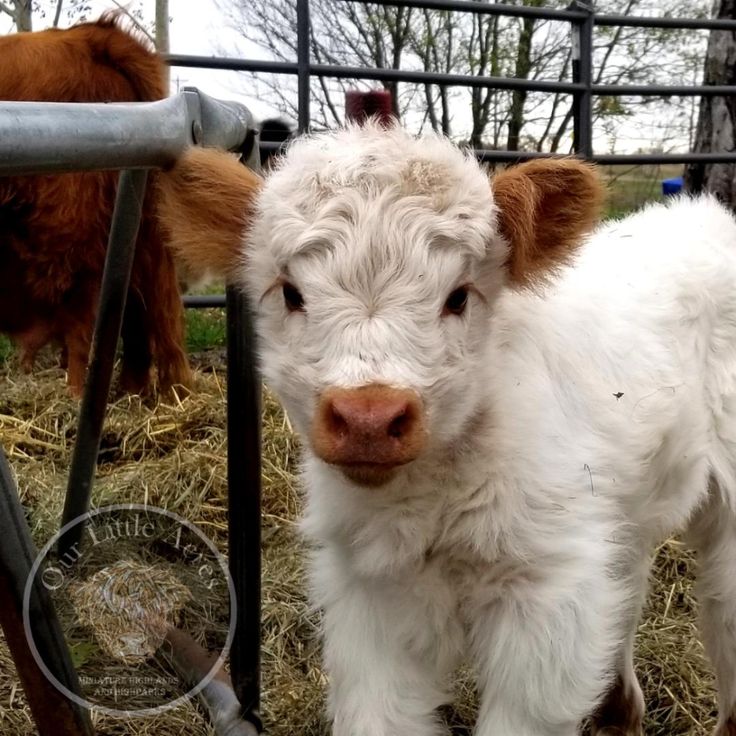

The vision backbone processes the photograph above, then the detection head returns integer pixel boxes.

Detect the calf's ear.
[156,146,262,282]
[491,158,605,287]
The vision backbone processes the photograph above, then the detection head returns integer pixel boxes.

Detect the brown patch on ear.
[156,146,262,282]
[492,158,605,287]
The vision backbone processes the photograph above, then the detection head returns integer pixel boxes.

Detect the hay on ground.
[0,354,719,735]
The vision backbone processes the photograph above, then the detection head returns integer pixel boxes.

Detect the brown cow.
[0,14,192,396]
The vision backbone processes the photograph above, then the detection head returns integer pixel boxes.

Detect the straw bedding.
[0,353,719,735]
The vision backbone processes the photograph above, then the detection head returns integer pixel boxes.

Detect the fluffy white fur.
[239,125,736,735]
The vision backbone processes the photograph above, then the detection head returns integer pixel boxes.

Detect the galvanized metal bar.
[166,54,583,95]
[184,87,257,151]
[348,0,588,21]
[0,90,254,177]
[167,55,300,74]
[297,0,312,133]
[58,169,149,557]
[350,0,736,29]
[593,152,736,165]
[595,83,736,97]
[594,13,736,30]
[0,97,187,175]
[473,150,736,165]
[571,2,594,158]
[226,285,262,731]
[162,628,259,736]
[0,445,94,736]
[302,63,583,94]
[184,295,227,309]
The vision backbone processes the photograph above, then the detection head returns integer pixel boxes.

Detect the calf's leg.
[469,535,626,736]
[314,546,457,736]
[685,478,736,736]
[590,549,649,736]
[119,289,153,395]
[136,214,192,395]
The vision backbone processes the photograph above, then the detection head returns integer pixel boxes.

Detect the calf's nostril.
[387,411,409,439]
[328,404,349,436]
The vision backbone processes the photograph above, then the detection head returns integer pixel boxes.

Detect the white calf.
[162,129,736,736]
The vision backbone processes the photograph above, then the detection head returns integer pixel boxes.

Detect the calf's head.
[239,126,604,486]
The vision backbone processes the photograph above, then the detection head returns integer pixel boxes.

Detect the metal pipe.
[167,55,300,74]
[161,628,259,736]
[594,152,736,165]
[595,13,736,30]
[226,285,262,731]
[351,0,736,29]
[595,83,736,97]
[296,0,311,133]
[0,90,254,176]
[571,2,594,159]
[308,63,583,94]
[184,295,227,309]
[0,97,187,175]
[166,54,583,94]
[164,59,736,102]
[59,169,149,557]
[474,150,736,165]
[349,0,587,21]
[0,445,94,736]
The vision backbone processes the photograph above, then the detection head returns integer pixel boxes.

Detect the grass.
[0,300,227,364]
[0,335,12,364]
[603,163,683,218]
[185,308,226,353]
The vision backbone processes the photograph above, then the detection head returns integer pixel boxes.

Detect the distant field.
[602,163,684,218]
[0,293,226,368]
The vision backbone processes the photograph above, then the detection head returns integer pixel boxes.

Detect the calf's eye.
[282,282,305,312]
[443,286,468,316]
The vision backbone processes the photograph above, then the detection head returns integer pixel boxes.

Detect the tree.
[683,0,736,207]
[218,0,712,154]
[0,1,157,45]
[0,0,36,31]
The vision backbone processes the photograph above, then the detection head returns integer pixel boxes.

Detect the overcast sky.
[0,0,281,121]
[167,0,280,120]
[1,1,704,153]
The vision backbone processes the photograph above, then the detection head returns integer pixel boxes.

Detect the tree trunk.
[156,0,170,89]
[506,12,536,151]
[683,0,736,207]
[13,0,32,31]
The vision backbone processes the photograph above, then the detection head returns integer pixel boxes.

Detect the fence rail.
[0,88,264,735]
[167,0,736,165]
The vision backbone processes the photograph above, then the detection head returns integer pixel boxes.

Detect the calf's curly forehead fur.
[252,124,498,266]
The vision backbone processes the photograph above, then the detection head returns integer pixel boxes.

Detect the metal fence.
[0,89,262,735]
[3,3,736,736]
[178,0,736,311]
[168,0,736,166]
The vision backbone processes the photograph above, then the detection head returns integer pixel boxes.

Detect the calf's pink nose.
[311,384,426,485]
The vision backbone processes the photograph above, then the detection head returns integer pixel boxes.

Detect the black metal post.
[570,1,594,158]
[296,0,311,133]
[59,169,149,556]
[226,285,262,731]
[0,446,94,736]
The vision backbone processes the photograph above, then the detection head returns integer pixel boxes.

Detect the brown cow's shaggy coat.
[0,15,191,395]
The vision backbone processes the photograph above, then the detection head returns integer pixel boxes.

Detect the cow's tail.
[156,147,261,283]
